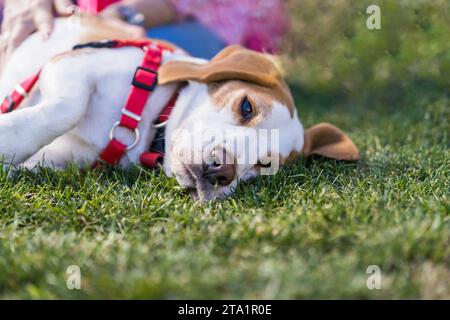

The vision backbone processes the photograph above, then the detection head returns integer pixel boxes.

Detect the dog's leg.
[0,100,87,165]
[21,133,96,169]
[0,61,91,166]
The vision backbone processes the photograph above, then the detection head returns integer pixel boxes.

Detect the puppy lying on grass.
[0,16,359,202]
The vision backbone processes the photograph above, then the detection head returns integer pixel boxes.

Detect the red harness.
[0,39,178,169]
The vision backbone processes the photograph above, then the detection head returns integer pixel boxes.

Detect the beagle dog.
[0,17,359,202]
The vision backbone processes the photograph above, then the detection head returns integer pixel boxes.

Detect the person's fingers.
[0,17,11,45]
[0,31,11,69]
[2,21,34,66]
[121,23,146,38]
[33,0,54,40]
[100,4,122,20]
[127,25,147,38]
[1,8,15,35]
[107,19,146,38]
[54,0,75,16]
[0,12,15,68]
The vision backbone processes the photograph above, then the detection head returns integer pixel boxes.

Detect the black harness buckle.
[132,67,158,91]
[3,95,15,113]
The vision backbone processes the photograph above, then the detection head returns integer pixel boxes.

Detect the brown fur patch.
[303,123,360,161]
[78,15,179,51]
[50,48,96,63]
[208,80,291,127]
[158,45,295,115]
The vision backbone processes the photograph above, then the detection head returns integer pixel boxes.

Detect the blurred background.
[283,0,449,105]
[1,0,448,105]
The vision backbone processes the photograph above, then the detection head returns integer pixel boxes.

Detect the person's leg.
[148,19,226,60]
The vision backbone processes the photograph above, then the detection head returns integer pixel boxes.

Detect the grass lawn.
[0,84,448,299]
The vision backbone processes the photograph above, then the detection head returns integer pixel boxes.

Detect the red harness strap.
[139,92,179,168]
[94,43,164,168]
[0,71,40,113]
[1,39,179,170]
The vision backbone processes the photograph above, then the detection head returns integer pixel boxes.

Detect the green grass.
[1,0,449,299]
[0,85,448,299]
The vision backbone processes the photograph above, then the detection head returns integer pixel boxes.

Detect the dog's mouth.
[178,164,230,203]
[188,188,200,202]
[187,183,211,203]
[184,169,218,203]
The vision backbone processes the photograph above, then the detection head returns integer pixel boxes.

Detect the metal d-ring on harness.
[0,39,180,170]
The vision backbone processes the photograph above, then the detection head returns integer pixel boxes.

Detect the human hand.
[100,2,147,39]
[0,0,73,68]
[101,0,176,30]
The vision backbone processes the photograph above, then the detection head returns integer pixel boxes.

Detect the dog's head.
[158,45,359,202]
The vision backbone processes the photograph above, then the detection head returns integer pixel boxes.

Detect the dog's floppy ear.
[158,45,282,87]
[302,123,360,161]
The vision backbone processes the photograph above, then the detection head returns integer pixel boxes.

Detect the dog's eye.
[240,97,253,120]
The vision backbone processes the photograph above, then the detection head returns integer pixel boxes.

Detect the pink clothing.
[0,0,289,53]
[79,0,290,53]
[78,0,119,14]
[169,0,289,53]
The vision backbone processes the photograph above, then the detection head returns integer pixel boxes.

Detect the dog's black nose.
[202,162,236,186]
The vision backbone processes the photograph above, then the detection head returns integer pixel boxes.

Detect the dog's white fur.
[0,18,304,201]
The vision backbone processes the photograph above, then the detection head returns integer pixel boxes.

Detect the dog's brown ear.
[158,45,282,88]
[302,123,360,161]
